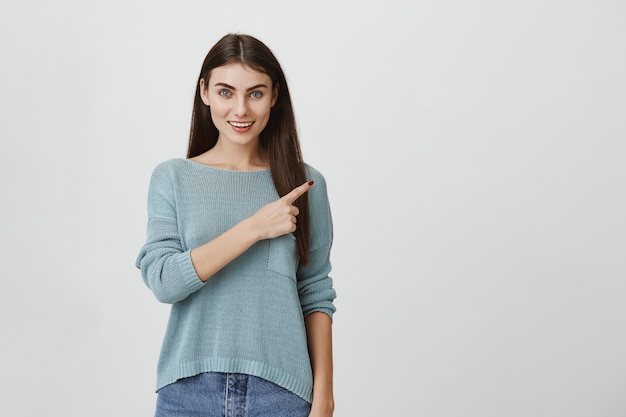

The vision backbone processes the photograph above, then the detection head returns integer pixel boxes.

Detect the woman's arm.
[189,217,259,282]
[190,181,313,282]
[306,312,334,417]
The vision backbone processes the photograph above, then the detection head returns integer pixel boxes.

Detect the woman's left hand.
[308,399,334,417]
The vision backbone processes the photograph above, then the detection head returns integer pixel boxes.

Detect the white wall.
[1,0,625,416]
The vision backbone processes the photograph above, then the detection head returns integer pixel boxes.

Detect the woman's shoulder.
[152,157,188,171]
[146,158,197,190]
[304,163,327,185]
[150,158,198,177]
[303,163,331,206]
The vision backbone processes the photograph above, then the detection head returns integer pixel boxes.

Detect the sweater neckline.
[180,158,271,173]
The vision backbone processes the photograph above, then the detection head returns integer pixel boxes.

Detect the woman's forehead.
[208,63,271,87]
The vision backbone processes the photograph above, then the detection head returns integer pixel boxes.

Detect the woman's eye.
[250,91,263,99]
[218,90,231,97]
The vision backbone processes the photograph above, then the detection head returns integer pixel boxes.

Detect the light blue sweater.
[135,158,336,402]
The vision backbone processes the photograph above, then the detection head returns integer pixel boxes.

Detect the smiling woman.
[135,33,337,417]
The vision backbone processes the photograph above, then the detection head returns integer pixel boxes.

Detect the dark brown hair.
[187,33,310,264]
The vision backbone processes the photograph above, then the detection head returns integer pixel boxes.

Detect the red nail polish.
[308,180,314,186]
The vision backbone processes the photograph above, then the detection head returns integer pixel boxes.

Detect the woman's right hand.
[249,180,313,240]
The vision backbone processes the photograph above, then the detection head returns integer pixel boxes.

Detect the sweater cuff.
[177,250,205,293]
[303,307,335,321]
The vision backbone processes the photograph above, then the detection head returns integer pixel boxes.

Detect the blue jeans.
[155,372,311,417]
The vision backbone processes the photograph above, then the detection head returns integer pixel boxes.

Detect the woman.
[136,33,336,417]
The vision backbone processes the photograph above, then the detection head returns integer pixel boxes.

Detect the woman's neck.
[191,139,269,171]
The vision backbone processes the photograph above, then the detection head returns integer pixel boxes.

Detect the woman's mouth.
[228,121,254,128]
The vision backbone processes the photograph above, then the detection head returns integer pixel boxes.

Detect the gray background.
[1,0,625,415]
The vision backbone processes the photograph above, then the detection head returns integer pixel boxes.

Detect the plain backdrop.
[1,0,625,416]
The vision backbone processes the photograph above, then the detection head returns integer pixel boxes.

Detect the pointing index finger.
[282,180,314,204]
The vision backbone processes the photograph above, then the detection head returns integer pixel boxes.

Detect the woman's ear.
[271,83,279,107]
[199,78,210,106]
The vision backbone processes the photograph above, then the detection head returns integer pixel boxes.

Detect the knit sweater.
[135,158,336,402]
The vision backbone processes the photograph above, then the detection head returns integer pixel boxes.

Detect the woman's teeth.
[229,121,253,128]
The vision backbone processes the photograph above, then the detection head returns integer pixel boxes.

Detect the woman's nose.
[234,97,248,116]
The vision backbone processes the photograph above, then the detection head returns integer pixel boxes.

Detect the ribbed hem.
[156,357,313,403]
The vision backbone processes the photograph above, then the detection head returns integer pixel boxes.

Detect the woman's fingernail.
[308,180,314,186]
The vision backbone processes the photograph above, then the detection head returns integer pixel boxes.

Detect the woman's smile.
[228,121,255,132]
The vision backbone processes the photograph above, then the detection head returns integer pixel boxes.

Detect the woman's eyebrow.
[245,84,268,91]
[213,82,268,91]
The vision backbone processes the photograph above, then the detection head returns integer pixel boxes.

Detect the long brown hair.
[187,33,310,265]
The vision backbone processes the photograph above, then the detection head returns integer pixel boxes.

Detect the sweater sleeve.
[135,162,206,303]
[297,167,337,319]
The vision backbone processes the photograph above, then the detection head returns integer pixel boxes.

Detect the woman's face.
[200,63,278,147]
